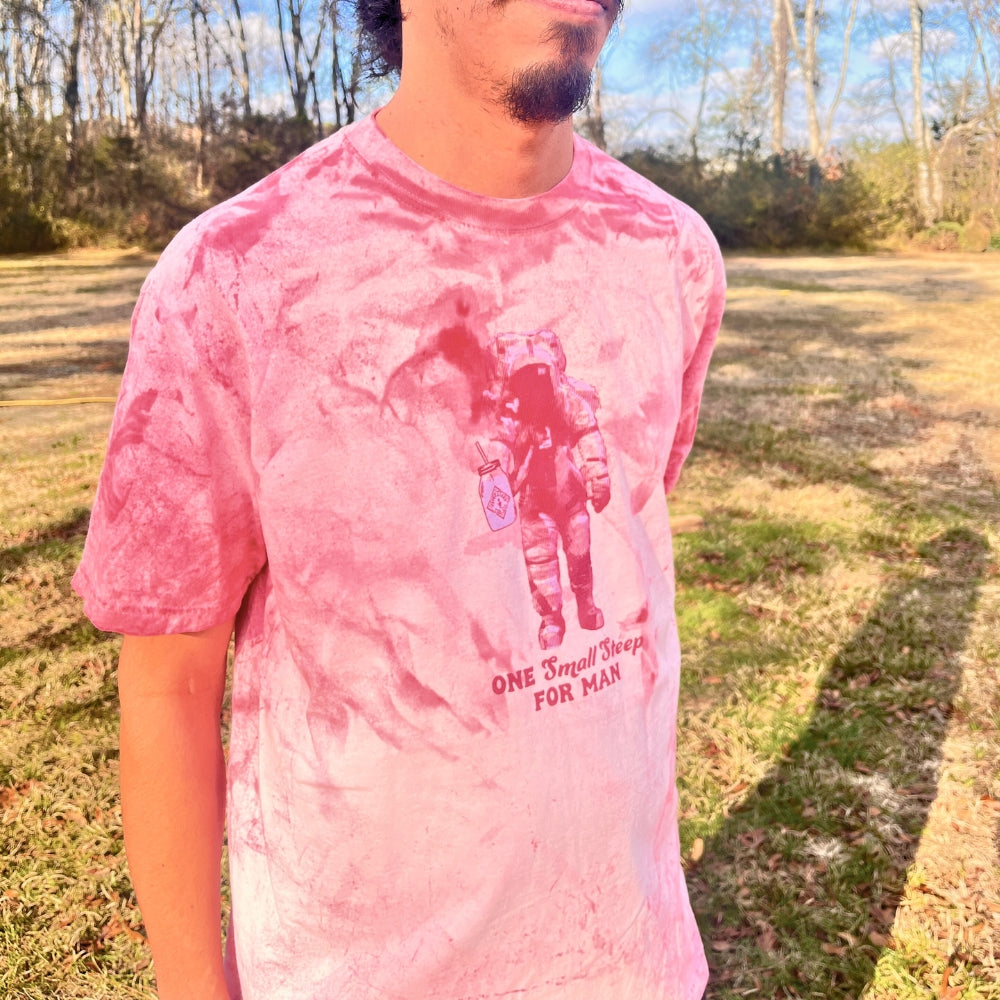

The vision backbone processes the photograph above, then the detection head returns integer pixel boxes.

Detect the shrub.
[212,114,318,201]
[622,148,881,250]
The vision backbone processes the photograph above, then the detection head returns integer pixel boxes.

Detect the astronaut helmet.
[487,329,566,414]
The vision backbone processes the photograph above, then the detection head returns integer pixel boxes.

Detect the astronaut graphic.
[478,329,611,650]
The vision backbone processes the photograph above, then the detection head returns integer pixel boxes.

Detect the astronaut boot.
[574,590,604,631]
[538,611,566,650]
[568,555,604,631]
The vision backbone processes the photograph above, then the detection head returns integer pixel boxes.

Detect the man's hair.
[353,0,404,77]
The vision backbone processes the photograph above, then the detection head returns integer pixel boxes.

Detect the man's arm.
[118,619,235,1000]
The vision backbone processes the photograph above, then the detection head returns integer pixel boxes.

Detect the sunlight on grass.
[2,252,999,998]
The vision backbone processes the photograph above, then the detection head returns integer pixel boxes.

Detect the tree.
[770,0,789,153]
[780,0,859,159]
[276,0,328,135]
[648,0,768,161]
[330,0,364,129]
[909,0,937,224]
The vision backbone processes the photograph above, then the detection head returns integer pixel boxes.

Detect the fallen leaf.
[690,838,705,863]
[0,781,40,810]
[738,829,766,849]
[939,965,962,1000]
[756,921,778,954]
[868,931,891,948]
[101,916,146,945]
[821,943,848,956]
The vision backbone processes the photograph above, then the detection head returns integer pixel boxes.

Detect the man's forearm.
[118,628,232,1000]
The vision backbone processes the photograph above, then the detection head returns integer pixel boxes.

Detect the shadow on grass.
[679,262,1000,996]
[0,507,91,580]
[688,528,989,998]
[0,339,130,396]
[0,302,137,338]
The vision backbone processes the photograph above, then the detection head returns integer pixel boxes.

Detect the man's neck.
[376,83,576,200]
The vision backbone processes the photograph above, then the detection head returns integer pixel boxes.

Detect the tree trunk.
[770,0,787,154]
[230,0,252,119]
[330,1,362,128]
[132,0,147,134]
[803,0,821,158]
[910,0,937,225]
[191,0,206,189]
[65,0,86,183]
[781,0,821,158]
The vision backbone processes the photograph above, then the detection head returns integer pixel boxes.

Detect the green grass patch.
[694,417,884,490]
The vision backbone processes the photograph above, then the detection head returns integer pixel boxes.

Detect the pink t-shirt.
[74,112,725,1000]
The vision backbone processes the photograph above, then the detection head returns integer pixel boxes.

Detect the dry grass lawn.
[0,249,998,999]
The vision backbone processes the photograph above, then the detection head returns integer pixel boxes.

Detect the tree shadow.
[0,302,136,338]
[678,260,1000,996]
[691,264,1000,523]
[686,524,990,997]
[0,338,130,392]
[0,508,92,580]
[723,257,992,304]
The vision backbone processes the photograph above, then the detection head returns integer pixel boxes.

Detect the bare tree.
[770,0,789,153]
[781,0,859,159]
[62,0,89,181]
[578,61,608,151]
[276,0,328,134]
[330,0,363,129]
[648,0,767,161]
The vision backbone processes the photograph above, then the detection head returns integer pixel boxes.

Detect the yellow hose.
[0,397,117,408]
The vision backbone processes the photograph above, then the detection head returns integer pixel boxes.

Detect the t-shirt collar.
[343,108,592,233]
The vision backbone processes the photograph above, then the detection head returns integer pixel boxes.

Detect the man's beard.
[501,23,599,125]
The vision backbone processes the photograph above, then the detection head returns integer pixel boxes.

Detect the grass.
[1,250,999,998]
[671,254,1000,1000]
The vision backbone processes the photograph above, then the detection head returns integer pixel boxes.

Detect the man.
[73,0,726,995]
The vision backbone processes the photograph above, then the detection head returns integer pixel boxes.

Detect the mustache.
[544,20,603,60]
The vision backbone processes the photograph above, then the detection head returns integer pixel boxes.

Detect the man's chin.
[502,60,594,125]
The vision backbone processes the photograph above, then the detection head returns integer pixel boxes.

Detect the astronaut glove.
[589,477,611,514]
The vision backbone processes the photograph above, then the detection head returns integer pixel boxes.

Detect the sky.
[596,0,992,156]
[595,0,917,155]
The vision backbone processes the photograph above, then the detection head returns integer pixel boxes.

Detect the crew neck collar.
[343,109,592,233]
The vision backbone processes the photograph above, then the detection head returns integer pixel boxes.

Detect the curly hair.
[352,0,404,77]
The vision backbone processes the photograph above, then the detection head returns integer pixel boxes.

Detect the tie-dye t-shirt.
[74,112,725,1000]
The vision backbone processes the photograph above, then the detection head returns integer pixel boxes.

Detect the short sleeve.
[664,211,726,494]
[73,225,266,636]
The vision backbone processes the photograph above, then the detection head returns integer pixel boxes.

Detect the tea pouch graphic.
[477,442,517,532]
